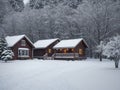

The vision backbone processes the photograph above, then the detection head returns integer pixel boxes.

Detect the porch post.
[54,49,56,60]
[73,48,75,60]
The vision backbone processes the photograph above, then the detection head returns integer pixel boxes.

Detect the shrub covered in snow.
[103,35,120,68]
[1,50,14,62]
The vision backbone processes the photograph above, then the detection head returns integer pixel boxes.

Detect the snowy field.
[0,59,120,90]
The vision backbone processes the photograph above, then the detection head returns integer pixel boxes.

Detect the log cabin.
[33,38,60,59]
[53,38,88,60]
[5,35,34,60]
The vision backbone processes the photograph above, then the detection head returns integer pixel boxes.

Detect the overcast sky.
[23,0,29,4]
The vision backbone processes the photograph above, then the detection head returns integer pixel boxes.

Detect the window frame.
[18,48,29,57]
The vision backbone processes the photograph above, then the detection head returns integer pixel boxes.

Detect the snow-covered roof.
[53,38,88,49]
[34,38,59,49]
[5,35,34,47]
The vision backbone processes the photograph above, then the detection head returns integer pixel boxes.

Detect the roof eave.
[34,47,47,49]
[53,46,75,49]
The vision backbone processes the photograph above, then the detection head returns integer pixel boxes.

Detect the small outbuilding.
[53,38,88,60]
[5,35,34,60]
[33,38,60,59]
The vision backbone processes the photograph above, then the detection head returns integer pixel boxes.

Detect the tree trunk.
[99,52,102,61]
[5,60,7,63]
[100,55,102,61]
[115,60,119,68]
[98,52,102,61]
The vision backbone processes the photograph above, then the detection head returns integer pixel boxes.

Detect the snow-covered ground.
[0,59,120,90]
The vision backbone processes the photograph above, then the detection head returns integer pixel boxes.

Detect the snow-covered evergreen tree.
[103,35,120,68]
[0,37,7,58]
[1,50,14,62]
[0,36,14,62]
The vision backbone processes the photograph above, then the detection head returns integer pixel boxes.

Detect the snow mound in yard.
[0,59,120,90]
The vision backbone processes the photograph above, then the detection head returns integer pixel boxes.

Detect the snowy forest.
[1,1,120,89]
[0,0,120,58]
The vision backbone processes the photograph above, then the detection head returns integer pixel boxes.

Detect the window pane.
[79,49,83,55]
[48,49,51,53]
[21,40,26,46]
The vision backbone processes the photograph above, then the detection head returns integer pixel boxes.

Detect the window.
[18,48,29,57]
[48,49,51,53]
[21,40,26,46]
[64,49,67,53]
[60,49,62,51]
[71,48,74,52]
[79,49,83,55]
[66,48,68,51]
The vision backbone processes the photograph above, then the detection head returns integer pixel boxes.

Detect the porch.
[53,53,82,60]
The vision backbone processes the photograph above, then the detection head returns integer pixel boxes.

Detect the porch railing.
[53,53,79,58]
